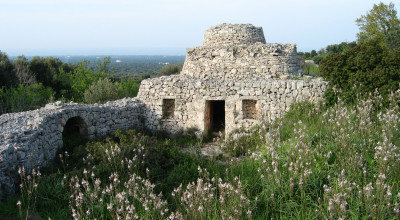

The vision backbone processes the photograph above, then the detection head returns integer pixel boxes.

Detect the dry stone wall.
[203,23,266,46]
[137,23,327,137]
[0,23,328,200]
[0,98,143,199]
[181,23,302,80]
[181,43,301,80]
[137,75,328,135]
[243,100,258,120]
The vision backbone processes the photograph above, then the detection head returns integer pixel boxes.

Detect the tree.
[83,78,120,104]
[356,2,400,42]
[13,56,36,85]
[94,56,112,74]
[387,25,400,50]
[69,60,108,102]
[325,42,357,54]
[0,51,17,88]
[310,50,317,58]
[319,37,400,104]
[29,56,64,87]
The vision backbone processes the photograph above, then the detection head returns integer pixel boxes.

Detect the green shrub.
[159,63,183,76]
[319,37,400,105]
[119,78,139,98]
[0,83,54,114]
[83,78,140,104]
[83,78,120,104]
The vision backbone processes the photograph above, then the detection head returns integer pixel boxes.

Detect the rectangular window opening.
[243,100,258,119]
[162,99,175,119]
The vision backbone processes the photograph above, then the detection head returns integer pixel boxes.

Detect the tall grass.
[1,90,399,219]
[223,90,400,219]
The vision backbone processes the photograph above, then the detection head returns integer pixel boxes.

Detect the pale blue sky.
[0,0,398,56]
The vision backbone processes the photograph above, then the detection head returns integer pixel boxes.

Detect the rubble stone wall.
[242,100,258,120]
[137,76,327,135]
[182,23,302,80]
[181,43,302,80]
[203,23,266,46]
[0,98,143,199]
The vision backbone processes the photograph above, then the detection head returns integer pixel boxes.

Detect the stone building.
[137,23,327,136]
[0,23,327,199]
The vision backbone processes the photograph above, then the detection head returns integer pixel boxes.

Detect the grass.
[1,91,399,219]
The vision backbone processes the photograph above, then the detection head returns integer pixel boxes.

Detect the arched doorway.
[62,116,88,149]
[63,116,88,137]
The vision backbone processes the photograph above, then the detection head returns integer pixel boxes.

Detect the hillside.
[1,91,399,219]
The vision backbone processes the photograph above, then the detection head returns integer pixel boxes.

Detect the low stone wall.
[203,23,266,46]
[0,98,143,199]
[137,76,328,135]
[181,43,302,80]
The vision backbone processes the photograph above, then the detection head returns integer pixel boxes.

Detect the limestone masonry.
[137,23,326,135]
[0,23,327,200]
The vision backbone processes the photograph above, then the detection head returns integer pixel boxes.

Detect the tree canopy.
[0,51,16,88]
[356,2,400,42]
[0,55,140,114]
[316,2,400,106]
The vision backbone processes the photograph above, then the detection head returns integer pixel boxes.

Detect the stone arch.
[62,116,88,140]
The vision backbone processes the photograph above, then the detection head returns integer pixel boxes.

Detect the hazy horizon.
[4,47,187,57]
[1,0,398,57]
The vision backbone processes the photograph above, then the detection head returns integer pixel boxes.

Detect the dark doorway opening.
[205,100,225,134]
[62,116,88,151]
[63,117,88,137]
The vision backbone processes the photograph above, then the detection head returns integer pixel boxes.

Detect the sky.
[0,0,399,56]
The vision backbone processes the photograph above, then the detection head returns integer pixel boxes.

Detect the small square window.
[162,99,175,119]
[243,100,258,119]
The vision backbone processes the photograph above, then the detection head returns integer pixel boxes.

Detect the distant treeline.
[0,53,186,115]
[0,52,186,115]
[7,55,186,81]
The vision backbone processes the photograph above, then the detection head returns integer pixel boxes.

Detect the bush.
[312,55,324,65]
[0,83,54,114]
[159,63,183,76]
[83,78,120,104]
[119,78,140,98]
[83,78,140,104]
[319,37,400,105]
